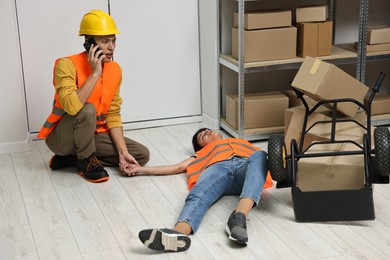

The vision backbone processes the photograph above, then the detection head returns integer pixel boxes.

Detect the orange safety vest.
[37,52,121,138]
[186,138,273,190]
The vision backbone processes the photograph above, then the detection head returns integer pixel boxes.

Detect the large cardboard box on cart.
[292,140,375,222]
[291,57,369,118]
[296,143,365,192]
[284,106,376,221]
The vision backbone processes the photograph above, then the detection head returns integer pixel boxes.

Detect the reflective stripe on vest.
[186,138,273,190]
[37,52,121,138]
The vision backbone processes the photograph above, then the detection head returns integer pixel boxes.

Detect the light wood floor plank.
[0,154,29,228]
[255,189,342,259]
[120,176,181,229]
[124,129,168,166]
[163,123,202,154]
[24,192,83,259]
[195,231,258,259]
[347,219,390,258]
[51,175,119,253]
[306,222,389,259]
[11,142,54,195]
[0,225,38,260]
[86,169,136,214]
[82,247,126,260]
[138,127,193,164]
[104,209,171,259]
[2,124,390,259]
[373,191,390,226]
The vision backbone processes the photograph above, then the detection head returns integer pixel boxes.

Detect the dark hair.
[192,128,209,152]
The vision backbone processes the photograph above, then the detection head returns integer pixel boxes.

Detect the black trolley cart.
[268,72,389,222]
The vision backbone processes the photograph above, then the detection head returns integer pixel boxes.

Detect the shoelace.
[87,156,103,170]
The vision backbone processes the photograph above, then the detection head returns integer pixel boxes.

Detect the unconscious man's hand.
[121,163,141,177]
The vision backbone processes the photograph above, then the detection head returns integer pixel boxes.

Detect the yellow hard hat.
[79,10,120,36]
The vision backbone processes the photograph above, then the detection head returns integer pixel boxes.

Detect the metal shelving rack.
[218,0,390,140]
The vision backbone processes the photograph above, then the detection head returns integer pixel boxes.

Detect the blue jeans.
[177,150,268,233]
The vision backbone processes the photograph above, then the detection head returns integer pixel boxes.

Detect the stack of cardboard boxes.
[231,5,334,62]
[362,26,390,115]
[296,5,333,57]
[285,57,371,191]
[232,10,297,62]
[355,26,390,53]
[227,6,334,131]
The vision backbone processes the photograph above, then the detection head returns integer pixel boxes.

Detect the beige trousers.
[45,103,150,166]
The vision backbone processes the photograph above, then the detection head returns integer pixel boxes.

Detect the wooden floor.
[1,122,390,259]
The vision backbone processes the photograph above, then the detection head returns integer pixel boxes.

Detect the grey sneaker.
[226,211,248,245]
[138,228,191,252]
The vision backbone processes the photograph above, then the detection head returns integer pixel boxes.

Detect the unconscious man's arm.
[122,157,195,177]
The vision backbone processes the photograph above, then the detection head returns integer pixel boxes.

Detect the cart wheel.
[374,127,390,176]
[268,134,287,181]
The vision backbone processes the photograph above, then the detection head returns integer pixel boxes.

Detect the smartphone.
[83,37,103,58]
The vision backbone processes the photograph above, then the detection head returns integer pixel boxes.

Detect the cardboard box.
[296,143,365,192]
[354,42,390,53]
[368,27,390,44]
[309,121,372,145]
[232,26,297,62]
[284,106,370,154]
[297,21,333,57]
[282,89,318,108]
[233,10,292,30]
[365,94,390,115]
[291,57,369,118]
[225,93,288,129]
[296,5,328,23]
[284,106,331,154]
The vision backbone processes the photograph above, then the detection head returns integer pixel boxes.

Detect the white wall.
[17,0,201,134]
[0,0,203,153]
[0,0,30,154]
[16,0,109,133]
[198,0,220,129]
[111,0,201,126]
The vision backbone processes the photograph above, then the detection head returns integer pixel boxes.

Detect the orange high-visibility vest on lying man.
[186,138,273,190]
[37,52,121,138]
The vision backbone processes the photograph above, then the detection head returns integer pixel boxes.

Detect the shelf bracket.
[356,0,369,83]
[237,0,245,138]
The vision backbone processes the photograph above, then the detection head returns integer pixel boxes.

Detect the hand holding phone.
[83,37,103,58]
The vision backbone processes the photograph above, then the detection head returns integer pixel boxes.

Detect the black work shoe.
[138,228,191,252]
[77,154,109,183]
[226,211,248,245]
[49,154,78,170]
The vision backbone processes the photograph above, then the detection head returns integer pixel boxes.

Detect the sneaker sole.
[78,172,109,183]
[139,229,191,252]
[225,225,248,245]
[49,156,56,170]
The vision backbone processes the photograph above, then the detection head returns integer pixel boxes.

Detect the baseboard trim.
[201,113,219,129]
[30,116,203,141]
[0,133,31,154]
[122,116,202,131]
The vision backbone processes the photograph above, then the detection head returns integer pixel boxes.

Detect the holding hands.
[119,153,141,177]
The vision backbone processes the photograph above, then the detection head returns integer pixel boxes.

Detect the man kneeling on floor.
[124,128,273,252]
[37,10,149,183]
